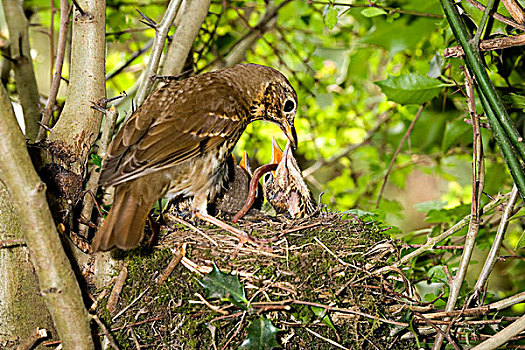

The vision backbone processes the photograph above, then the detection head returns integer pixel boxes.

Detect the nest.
[95,212,418,349]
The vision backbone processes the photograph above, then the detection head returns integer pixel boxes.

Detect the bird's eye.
[283,100,295,113]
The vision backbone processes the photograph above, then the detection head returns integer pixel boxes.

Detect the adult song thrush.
[92,64,298,251]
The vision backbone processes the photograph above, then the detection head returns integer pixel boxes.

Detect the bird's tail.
[92,183,155,252]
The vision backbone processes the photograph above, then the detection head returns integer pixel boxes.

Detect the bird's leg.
[194,210,261,248]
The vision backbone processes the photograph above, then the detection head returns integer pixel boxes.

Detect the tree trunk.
[0,185,55,349]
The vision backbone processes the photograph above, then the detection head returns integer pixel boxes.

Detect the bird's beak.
[279,120,297,150]
[271,137,284,176]
[238,151,251,176]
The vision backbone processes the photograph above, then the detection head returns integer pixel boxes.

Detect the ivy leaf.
[375,74,445,105]
[239,317,280,350]
[324,6,339,29]
[198,263,248,308]
[361,7,387,17]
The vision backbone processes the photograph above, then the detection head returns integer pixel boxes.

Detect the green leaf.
[442,118,471,153]
[361,7,387,18]
[462,0,509,35]
[375,74,445,105]
[311,306,336,332]
[503,93,525,110]
[361,17,440,54]
[239,317,280,350]
[414,200,448,213]
[90,153,102,167]
[515,230,525,250]
[324,6,339,29]
[428,266,449,285]
[198,263,248,307]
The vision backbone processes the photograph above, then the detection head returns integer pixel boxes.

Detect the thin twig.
[470,185,519,305]
[303,111,390,178]
[308,1,444,18]
[107,262,128,313]
[464,0,525,31]
[36,0,70,142]
[304,328,350,350]
[134,0,183,106]
[433,64,486,350]
[413,312,461,350]
[471,314,525,350]
[375,105,424,208]
[472,0,497,44]
[78,106,118,238]
[92,315,119,350]
[444,33,525,57]
[111,287,150,322]
[157,244,185,284]
[501,0,525,24]
[373,192,509,273]
[105,38,154,81]
[313,236,348,266]
[167,214,218,246]
[291,300,408,327]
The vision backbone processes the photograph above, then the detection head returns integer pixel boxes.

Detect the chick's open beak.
[271,137,284,176]
[279,120,297,150]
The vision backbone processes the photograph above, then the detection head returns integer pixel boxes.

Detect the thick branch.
[0,84,93,349]
[161,0,211,76]
[2,0,41,142]
[47,0,106,175]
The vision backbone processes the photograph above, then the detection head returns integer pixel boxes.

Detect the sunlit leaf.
[375,74,445,105]
[324,6,339,29]
[361,7,387,18]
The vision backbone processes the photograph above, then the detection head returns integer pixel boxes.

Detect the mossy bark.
[0,185,55,349]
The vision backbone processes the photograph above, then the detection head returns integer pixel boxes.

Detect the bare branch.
[444,33,525,57]
[134,0,183,106]
[433,67,485,350]
[37,0,70,143]
[464,0,525,30]
[161,0,211,76]
[470,314,525,350]
[375,105,424,208]
[78,106,118,237]
[470,185,519,304]
[47,0,107,175]
[0,84,94,349]
[2,0,41,142]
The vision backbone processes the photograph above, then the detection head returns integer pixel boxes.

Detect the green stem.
[478,92,525,196]
[472,0,496,44]
[440,0,525,198]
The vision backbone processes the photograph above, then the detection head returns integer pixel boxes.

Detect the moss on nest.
[96,212,417,349]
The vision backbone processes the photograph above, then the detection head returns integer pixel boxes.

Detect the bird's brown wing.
[99,81,247,187]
